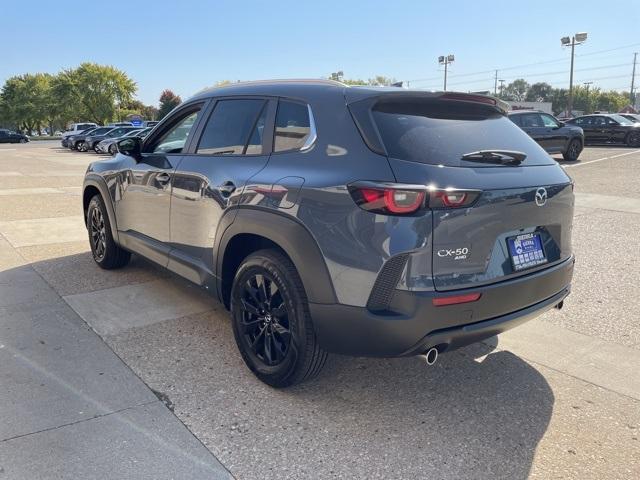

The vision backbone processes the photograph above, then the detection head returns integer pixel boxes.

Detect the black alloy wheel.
[89,204,107,261]
[563,139,581,161]
[627,131,640,148]
[239,272,291,366]
[231,249,327,387]
[86,194,130,269]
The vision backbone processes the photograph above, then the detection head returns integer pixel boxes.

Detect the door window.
[196,99,266,155]
[519,113,544,128]
[274,101,312,152]
[541,114,559,128]
[149,109,201,154]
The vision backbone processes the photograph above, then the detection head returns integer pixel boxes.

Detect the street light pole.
[561,32,588,117]
[631,52,638,106]
[568,38,576,116]
[438,55,455,91]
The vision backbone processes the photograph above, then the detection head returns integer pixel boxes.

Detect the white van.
[61,122,98,139]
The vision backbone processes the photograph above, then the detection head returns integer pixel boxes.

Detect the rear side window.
[371,98,555,167]
[274,101,311,152]
[197,99,266,155]
[571,117,591,126]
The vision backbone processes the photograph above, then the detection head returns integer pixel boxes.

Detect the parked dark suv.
[508,110,584,161]
[566,113,640,147]
[82,80,574,387]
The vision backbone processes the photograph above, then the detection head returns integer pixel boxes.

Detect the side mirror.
[117,136,142,159]
[557,121,565,127]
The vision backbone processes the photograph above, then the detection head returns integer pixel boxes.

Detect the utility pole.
[631,52,638,106]
[583,82,593,114]
[438,55,455,91]
[498,79,505,98]
[561,32,588,117]
[494,70,498,95]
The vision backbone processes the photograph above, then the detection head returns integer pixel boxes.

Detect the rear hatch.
[349,91,574,291]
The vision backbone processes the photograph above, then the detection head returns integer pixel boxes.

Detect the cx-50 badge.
[535,187,548,207]
[437,247,470,260]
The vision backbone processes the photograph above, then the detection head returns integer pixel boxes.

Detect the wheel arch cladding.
[82,175,119,242]
[217,208,337,308]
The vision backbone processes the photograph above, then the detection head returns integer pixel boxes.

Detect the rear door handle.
[156,172,171,183]
[218,181,236,196]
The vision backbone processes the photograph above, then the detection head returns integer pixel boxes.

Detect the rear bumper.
[310,256,574,357]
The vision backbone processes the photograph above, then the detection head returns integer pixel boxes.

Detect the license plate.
[507,233,547,271]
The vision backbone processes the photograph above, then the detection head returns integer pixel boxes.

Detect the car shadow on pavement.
[289,342,553,479]
[17,252,554,479]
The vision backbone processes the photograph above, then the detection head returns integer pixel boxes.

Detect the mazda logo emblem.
[535,187,548,207]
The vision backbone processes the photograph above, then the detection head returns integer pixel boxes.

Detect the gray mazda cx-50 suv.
[82,80,574,387]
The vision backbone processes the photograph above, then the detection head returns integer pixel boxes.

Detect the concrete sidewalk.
[0,263,231,479]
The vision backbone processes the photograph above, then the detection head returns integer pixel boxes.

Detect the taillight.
[348,182,480,215]
[428,189,480,208]
[350,185,425,215]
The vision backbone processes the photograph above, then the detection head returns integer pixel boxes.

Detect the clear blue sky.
[2,0,639,106]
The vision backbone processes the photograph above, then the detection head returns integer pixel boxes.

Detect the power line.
[407,42,640,86]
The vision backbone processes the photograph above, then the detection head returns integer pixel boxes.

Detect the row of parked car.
[62,124,154,154]
[507,111,640,161]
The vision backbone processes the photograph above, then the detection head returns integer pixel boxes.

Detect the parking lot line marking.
[564,149,640,168]
[0,187,65,196]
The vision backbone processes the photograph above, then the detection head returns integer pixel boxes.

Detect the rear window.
[371,98,555,167]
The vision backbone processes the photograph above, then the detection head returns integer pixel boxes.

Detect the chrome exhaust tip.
[421,347,438,366]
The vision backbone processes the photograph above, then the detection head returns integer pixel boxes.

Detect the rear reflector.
[432,293,481,307]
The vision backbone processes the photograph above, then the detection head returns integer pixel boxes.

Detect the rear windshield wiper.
[461,150,527,165]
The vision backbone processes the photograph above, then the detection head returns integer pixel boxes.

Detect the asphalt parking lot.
[1,141,639,479]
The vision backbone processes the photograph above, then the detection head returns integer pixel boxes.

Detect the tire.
[77,141,87,152]
[109,144,117,155]
[230,249,327,387]
[563,138,582,161]
[19,138,27,144]
[86,194,130,269]
[626,131,640,148]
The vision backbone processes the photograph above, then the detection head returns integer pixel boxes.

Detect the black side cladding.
[366,254,410,312]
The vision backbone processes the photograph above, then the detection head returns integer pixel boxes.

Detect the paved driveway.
[1,141,639,479]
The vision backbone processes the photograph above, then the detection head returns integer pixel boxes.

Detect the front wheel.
[77,141,87,152]
[19,138,27,144]
[230,249,327,387]
[563,138,582,161]
[86,195,130,269]
[626,131,640,148]
[109,144,118,155]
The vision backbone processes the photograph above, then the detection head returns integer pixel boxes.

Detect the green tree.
[367,76,397,86]
[53,63,136,124]
[502,79,530,101]
[0,73,53,134]
[340,78,367,85]
[157,89,182,120]
[595,90,628,113]
[525,82,553,102]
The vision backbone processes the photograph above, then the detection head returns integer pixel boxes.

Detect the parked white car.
[61,122,98,139]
